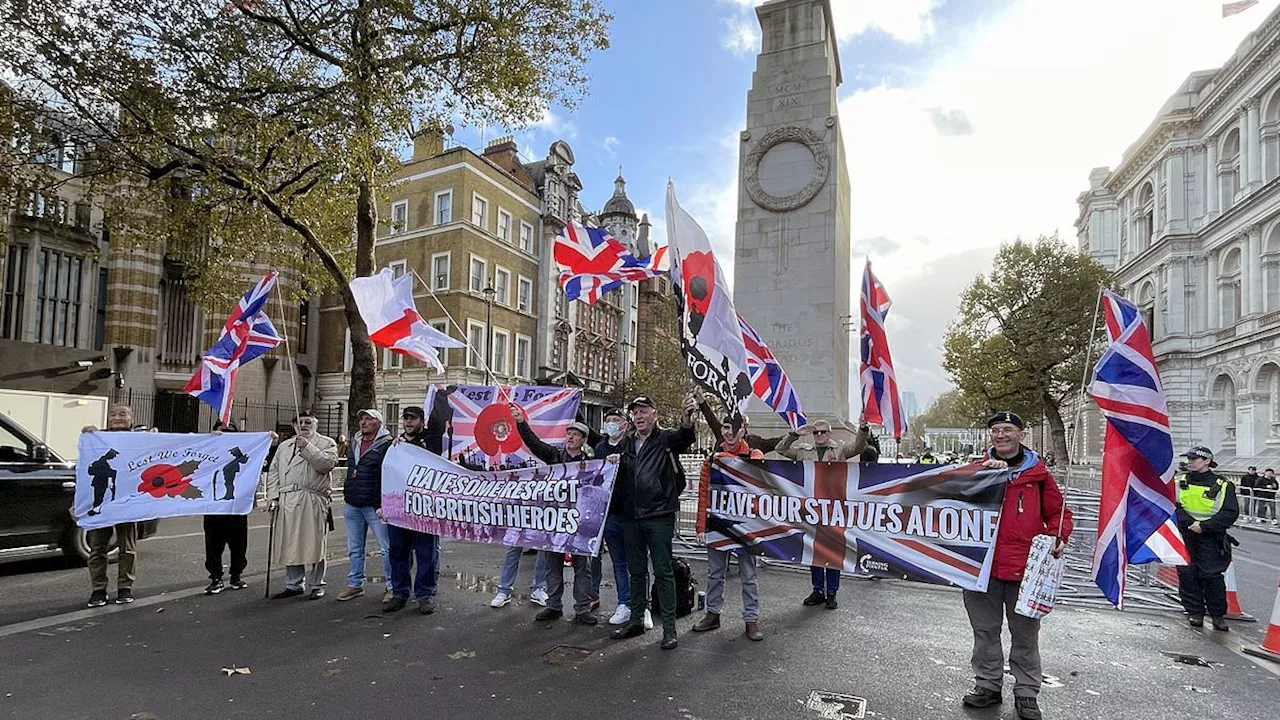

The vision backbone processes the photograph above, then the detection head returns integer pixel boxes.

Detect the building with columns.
[1076,5,1280,469]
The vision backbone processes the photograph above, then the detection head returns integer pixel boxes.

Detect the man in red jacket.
[961,412,1073,720]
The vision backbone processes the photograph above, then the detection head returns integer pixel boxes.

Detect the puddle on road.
[543,645,593,665]
[454,571,499,595]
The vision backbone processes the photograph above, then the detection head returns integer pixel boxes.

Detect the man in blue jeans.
[380,406,441,614]
[339,409,394,603]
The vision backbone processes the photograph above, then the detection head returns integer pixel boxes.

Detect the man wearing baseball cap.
[1174,445,1239,631]
[339,409,394,603]
[379,406,441,614]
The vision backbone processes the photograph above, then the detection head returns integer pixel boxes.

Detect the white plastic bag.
[1015,533,1065,619]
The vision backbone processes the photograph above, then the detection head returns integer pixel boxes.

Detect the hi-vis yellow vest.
[1177,474,1226,521]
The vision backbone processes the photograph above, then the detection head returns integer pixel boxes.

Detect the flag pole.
[1070,285,1105,468]
[273,283,304,421]
[411,268,495,382]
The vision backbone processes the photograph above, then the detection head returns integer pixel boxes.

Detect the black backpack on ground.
[651,557,697,618]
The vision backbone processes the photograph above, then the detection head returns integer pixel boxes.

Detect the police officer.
[1174,446,1239,631]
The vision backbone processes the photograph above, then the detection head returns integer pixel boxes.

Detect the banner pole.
[1070,285,1105,468]
[273,283,303,422]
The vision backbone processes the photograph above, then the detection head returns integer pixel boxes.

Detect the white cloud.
[600,136,621,155]
[723,15,760,56]
[719,0,937,46]
[530,104,578,140]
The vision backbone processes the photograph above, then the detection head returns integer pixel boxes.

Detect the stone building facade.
[1076,5,1280,469]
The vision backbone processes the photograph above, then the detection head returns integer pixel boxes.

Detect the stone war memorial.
[734,0,853,433]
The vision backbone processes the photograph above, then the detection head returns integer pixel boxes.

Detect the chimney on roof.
[412,122,453,161]
[483,135,520,169]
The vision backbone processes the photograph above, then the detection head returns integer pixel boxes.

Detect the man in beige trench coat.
[266,412,338,599]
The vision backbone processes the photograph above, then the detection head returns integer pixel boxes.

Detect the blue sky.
[449,0,1280,414]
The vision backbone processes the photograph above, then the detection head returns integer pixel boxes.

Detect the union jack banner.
[1089,289,1188,607]
[860,260,908,440]
[184,272,283,425]
[555,221,670,304]
[738,314,806,430]
[698,456,1007,590]
[424,384,582,470]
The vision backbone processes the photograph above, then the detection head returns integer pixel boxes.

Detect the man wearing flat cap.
[960,411,1073,720]
[1174,446,1239,631]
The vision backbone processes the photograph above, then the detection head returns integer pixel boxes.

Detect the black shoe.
[660,630,678,650]
[1211,616,1229,631]
[611,623,646,640]
[271,588,304,600]
[418,596,436,615]
[692,611,721,632]
[205,579,225,595]
[573,612,599,626]
[382,596,408,613]
[588,595,601,612]
[115,589,134,604]
[825,595,839,610]
[86,590,108,608]
[87,509,100,516]
[535,608,563,622]
[227,578,247,591]
[1014,696,1042,720]
[1188,615,1204,628]
[962,687,1003,708]
[803,589,826,606]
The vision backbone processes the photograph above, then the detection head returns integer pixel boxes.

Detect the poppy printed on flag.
[425,384,582,470]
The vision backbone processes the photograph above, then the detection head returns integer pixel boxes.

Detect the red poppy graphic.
[681,251,716,317]
[138,460,205,499]
[474,403,526,457]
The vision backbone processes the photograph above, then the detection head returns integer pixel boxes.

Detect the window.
[94,268,108,350]
[470,256,487,293]
[467,321,487,369]
[2,243,28,340]
[494,267,510,305]
[471,193,489,230]
[430,320,450,368]
[520,222,534,253]
[435,190,452,225]
[297,299,309,351]
[431,252,450,291]
[0,421,33,463]
[384,347,404,370]
[385,401,400,438]
[497,209,512,243]
[390,200,409,235]
[36,249,83,347]
[343,328,352,372]
[390,260,407,279]
[555,289,568,319]
[552,331,567,370]
[492,329,510,376]
[515,334,531,379]
[517,276,532,312]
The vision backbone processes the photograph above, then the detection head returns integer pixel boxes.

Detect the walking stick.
[264,506,277,599]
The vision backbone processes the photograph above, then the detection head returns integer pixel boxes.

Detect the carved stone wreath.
[743,125,829,212]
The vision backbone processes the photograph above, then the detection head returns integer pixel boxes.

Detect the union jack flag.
[738,314,806,430]
[1089,289,1188,607]
[555,222,670,304]
[184,272,283,425]
[860,260,907,439]
[426,384,582,469]
[700,457,1006,590]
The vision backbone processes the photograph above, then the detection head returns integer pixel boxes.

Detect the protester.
[339,409,394,602]
[1257,468,1279,524]
[512,405,598,625]
[594,407,650,627]
[778,419,867,609]
[1239,466,1259,520]
[610,394,697,650]
[695,396,782,454]
[379,406,441,614]
[202,421,250,594]
[961,411,1073,720]
[1174,446,1239,631]
[264,411,338,599]
[693,419,765,641]
[81,404,142,607]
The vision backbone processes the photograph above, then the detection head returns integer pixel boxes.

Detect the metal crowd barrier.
[1237,493,1280,525]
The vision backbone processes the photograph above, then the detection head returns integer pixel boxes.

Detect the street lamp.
[483,280,496,383]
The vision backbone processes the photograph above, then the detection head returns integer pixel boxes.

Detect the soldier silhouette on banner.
[86,449,121,516]
[220,447,251,501]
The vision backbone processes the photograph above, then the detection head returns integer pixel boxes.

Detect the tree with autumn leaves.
[0,1,610,435]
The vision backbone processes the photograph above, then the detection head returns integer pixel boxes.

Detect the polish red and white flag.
[349,268,463,372]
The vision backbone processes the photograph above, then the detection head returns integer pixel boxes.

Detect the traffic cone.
[1225,562,1257,622]
[1242,579,1280,663]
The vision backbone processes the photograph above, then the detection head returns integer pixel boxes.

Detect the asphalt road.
[1229,525,1280,637]
[1,515,1278,720]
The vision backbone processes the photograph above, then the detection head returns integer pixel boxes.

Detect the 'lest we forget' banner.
[698,456,1009,591]
[380,442,617,556]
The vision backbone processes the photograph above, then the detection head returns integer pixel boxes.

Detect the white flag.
[666,182,753,422]
[349,268,464,372]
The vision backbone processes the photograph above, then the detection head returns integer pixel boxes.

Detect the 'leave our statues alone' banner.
[425,384,581,469]
[76,431,271,529]
[381,442,617,556]
[698,457,1009,591]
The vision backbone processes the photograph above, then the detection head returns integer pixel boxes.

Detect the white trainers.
[530,588,549,606]
[490,592,512,608]
[609,605,632,625]
[643,609,653,630]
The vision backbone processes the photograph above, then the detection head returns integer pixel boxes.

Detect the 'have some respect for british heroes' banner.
[381,442,618,555]
[697,456,1009,591]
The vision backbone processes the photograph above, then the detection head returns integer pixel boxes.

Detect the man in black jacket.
[1239,466,1259,520]
[1175,446,1239,631]
[380,407,441,615]
[512,406,599,625]
[595,408,647,627]
[610,394,697,650]
[339,409,394,603]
